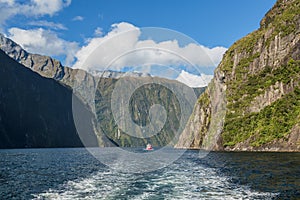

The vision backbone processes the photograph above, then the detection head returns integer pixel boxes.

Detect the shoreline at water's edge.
[1,146,300,152]
[174,146,300,152]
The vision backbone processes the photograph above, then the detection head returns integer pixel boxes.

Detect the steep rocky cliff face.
[176,0,300,151]
[175,68,226,150]
[94,77,197,147]
[0,50,98,148]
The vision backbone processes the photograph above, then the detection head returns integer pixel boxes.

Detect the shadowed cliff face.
[0,50,98,148]
[176,0,300,151]
[0,33,101,112]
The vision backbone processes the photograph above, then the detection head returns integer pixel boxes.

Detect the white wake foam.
[33,163,278,200]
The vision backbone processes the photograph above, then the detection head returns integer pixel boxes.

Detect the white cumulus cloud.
[73,22,139,70]
[176,70,213,88]
[0,0,71,26]
[8,27,79,66]
[73,22,227,76]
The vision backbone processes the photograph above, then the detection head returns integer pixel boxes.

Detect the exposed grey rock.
[176,0,300,151]
[249,80,299,113]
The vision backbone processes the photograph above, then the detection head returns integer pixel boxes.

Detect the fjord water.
[0,148,299,199]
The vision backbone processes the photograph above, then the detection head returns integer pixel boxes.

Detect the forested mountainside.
[176,0,300,151]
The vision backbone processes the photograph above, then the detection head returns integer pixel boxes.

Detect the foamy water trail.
[33,163,278,200]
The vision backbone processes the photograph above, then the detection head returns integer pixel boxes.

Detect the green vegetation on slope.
[218,0,300,148]
[222,56,300,147]
[262,0,300,39]
[226,59,300,117]
[94,78,192,147]
[223,86,300,147]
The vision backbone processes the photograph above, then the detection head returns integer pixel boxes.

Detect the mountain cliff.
[0,34,99,109]
[176,0,300,151]
[94,76,197,147]
[0,34,204,148]
[0,49,98,148]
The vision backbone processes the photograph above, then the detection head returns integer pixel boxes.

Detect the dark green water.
[0,148,299,199]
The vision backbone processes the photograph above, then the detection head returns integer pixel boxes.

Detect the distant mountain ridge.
[0,34,211,88]
[90,69,152,78]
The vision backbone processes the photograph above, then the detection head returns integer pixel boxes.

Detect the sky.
[0,0,276,80]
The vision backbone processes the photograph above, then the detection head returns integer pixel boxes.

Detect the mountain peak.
[0,33,67,80]
[0,33,28,62]
[260,0,299,30]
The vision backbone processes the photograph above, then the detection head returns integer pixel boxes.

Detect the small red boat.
[145,144,153,150]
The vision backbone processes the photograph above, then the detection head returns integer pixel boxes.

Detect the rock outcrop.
[176,0,300,151]
[0,34,99,109]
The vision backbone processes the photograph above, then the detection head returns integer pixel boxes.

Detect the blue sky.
[0,0,276,78]
[59,0,276,47]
